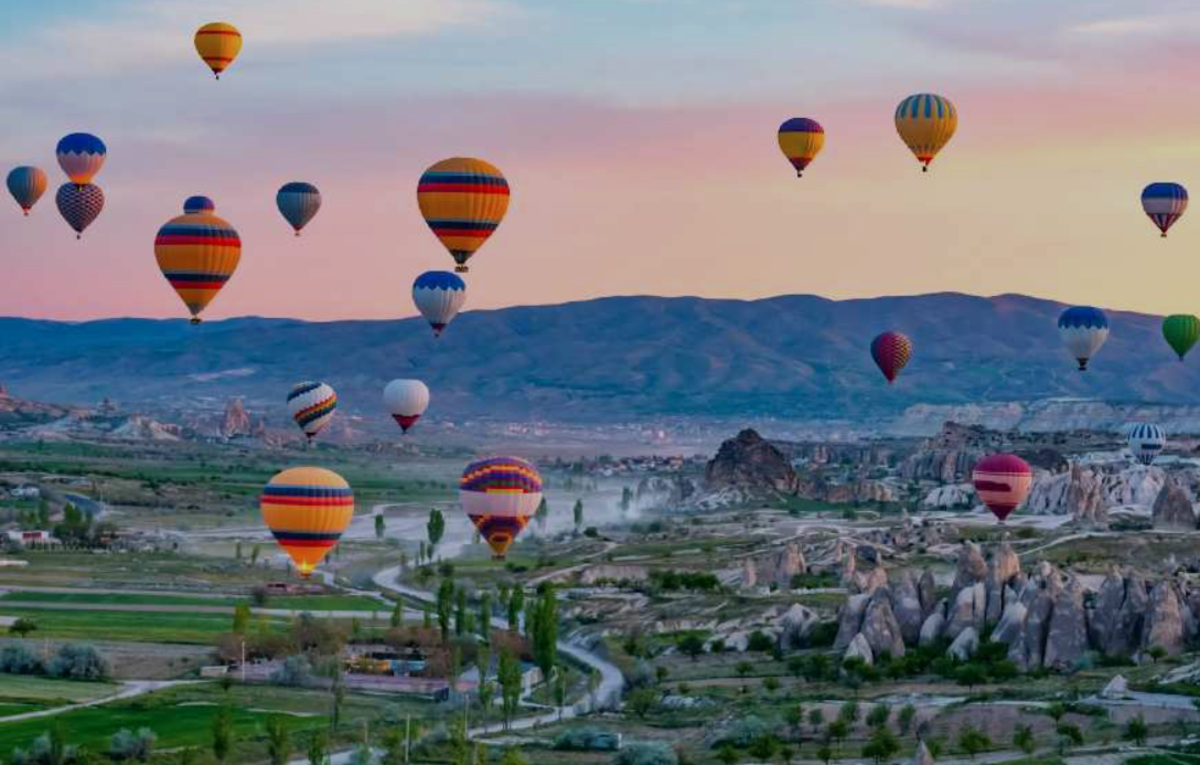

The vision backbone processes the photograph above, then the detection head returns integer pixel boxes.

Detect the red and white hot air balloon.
[383,379,430,434]
[971,454,1032,524]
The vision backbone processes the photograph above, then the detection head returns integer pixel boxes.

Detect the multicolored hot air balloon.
[460,457,542,559]
[55,183,104,239]
[276,182,321,236]
[260,467,353,577]
[413,271,466,337]
[195,22,242,79]
[1163,314,1200,361]
[287,382,338,443]
[7,167,47,216]
[56,133,106,186]
[777,118,825,178]
[1141,183,1187,238]
[971,454,1032,524]
[1127,423,1166,466]
[894,94,957,172]
[384,379,430,434]
[871,331,912,384]
[154,199,241,324]
[417,158,510,272]
[184,195,215,214]
[1057,306,1109,371]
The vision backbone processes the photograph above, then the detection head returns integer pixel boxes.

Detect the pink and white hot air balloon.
[383,379,430,434]
[971,454,1032,524]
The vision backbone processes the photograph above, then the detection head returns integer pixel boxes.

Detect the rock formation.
[705,429,797,493]
[1043,581,1088,672]
[779,604,819,648]
[948,626,979,661]
[860,590,906,658]
[1152,479,1196,530]
[953,542,988,589]
[1143,581,1186,657]
[844,633,874,665]
[1064,463,1108,527]
[221,397,252,438]
[911,741,935,765]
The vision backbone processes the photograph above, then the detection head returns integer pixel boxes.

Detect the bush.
[47,644,108,680]
[709,716,773,749]
[271,655,313,687]
[554,727,621,751]
[746,631,773,652]
[0,643,45,676]
[613,742,677,765]
[109,728,157,762]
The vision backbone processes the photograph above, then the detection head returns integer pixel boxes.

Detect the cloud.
[1068,14,1191,36]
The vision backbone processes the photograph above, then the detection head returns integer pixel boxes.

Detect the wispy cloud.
[1068,13,1194,36]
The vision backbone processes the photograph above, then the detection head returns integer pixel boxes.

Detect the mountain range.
[0,292,1197,427]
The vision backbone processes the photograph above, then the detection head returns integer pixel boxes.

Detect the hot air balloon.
[777,118,825,178]
[154,200,241,324]
[413,271,466,337]
[287,382,337,443]
[384,379,430,433]
[417,158,510,272]
[195,22,242,79]
[55,183,104,239]
[184,195,215,214]
[1142,182,1187,238]
[56,133,106,186]
[1127,423,1166,466]
[276,182,321,236]
[1057,306,1109,371]
[1163,314,1200,361]
[894,94,957,172]
[7,167,47,216]
[871,331,912,384]
[971,454,1032,524]
[460,457,542,559]
[261,467,353,578]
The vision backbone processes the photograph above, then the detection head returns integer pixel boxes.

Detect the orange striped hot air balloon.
[154,199,241,324]
[417,158,510,273]
[460,457,542,559]
[261,467,354,577]
[971,454,1032,524]
[194,22,242,79]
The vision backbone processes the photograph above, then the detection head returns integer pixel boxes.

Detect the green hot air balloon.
[1163,314,1200,361]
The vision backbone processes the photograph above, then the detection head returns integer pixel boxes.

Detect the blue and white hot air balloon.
[1127,422,1166,465]
[1142,183,1188,238]
[56,133,107,186]
[1058,306,1109,371]
[276,182,321,236]
[412,271,466,337]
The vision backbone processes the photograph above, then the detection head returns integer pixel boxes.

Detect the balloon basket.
[455,266,469,274]
[190,317,201,325]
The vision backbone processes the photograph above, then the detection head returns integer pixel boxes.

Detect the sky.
[5,0,1200,321]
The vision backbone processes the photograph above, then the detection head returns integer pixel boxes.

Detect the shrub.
[109,728,157,762]
[709,716,773,749]
[553,727,621,751]
[613,742,677,765]
[0,643,45,676]
[746,631,773,652]
[47,644,108,680]
[271,655,313,687]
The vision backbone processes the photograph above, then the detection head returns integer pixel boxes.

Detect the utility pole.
[404,715,411,764]
[240,638,246,682]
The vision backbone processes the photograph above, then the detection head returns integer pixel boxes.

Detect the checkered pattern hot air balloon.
[417,158,510,272]
[287,382,338,443]
[55,183,104,239]
[154,199,241,324]
[1141,182,1188,238]
[870,331,913,384]
[460,457,542,559]
[972,454,1032,524]
[261,467,354,577]
[895,94,957,172]
[777,118,825,178]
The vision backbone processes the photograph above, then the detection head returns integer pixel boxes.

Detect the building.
[9,486,40,500]
[4,530,58,547]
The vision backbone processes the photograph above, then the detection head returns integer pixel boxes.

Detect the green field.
[0,591,389,612]
[0,676,117,705]
[0,607,288,645]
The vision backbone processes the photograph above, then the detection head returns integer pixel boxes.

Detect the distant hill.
[0,293,1196,425]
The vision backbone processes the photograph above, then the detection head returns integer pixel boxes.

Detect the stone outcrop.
[221,397,252,438]
[954,542,988,589]
[1143,581,1186,657]
[741,559,757,589]
[779,604,820,648]
[1064,463,1108,527]
[705,429,797,493]
[860,590,906,658]
[948,626,979,661]
[754,542,806,589]
[911,741,935,765]
[919,603,946,647]
[891,570,925,645]
[1043,581,1088,672]
[834,594,870,650]
[1152,479,1196,530]
[945,582,985,640]
[844,633,874,665]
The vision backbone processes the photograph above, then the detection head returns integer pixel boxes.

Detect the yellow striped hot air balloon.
[894,93,957,172]
[417,158,510,273]
[194,22,242,79]
[777,118,825,178]
[154,200,241,324]
[261,467,354,578]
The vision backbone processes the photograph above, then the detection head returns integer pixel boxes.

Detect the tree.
[455,587,468,636]
[235,541,243,561]
[735,661,752,678]
[838,700,860,727]
[956,663,987,689]
[749,735,780,761]
[375,514,386,540]
[391,598,404,629]
[531,585,559,686]
[534,498,549,534]
[331,670,346,729]
[9,616,37,638]
[862,728,900,765]
[265,716,291,765]
[1046,701,1066,723]
[498,649,522,730]
[679,634,705,661]
[1125,716,1148,746]
[716,745,739,765]
[572,499,583,530]
[808,708,825,731]
[628,687,657,718]
[381,728,405,765]
[479,593,492,641]
[1056,722,1083,753]
[1148,645,1168,663]
[815,744,833,765]
[897,703,916,736]
[553,669,568,720]
[250,545,261,565]
[1013,724,1035,756]
[957,726,990,759]
[866,703,889,729]
[778,745,795,765]
[507,588,524,632]
[427,509,445,551]
[307,729,331,765]
[437,579,455,643]
[826,720,848,748]
[211,705,234,764]
[499,749,528,765]
[620,486,634,513]
[232,604,251,635]
[349,743,376,765]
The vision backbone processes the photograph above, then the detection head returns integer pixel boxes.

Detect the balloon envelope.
[56,133,106,185]
[195,22,242,78]
[894,94,957,171]
[1057,306,1109,371]
[7,167,47,215]
[1163,314,1200,361]
[154,201,241,323]
[383,379,430,433]
[417,158,510,272]
[777,118,825,177]
[972,454,1032,523]
[1142,182,1187,237]
[871,331,912,384]
[287,382,337,442]
[413,271,467,337]
[277,182,321,235]
[460,457,542,558]
[184,195,215,214]
[55,183,104,238]
[261,467,353,577]
[1127,423,1166,466]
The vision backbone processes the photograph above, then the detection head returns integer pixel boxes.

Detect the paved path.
[0,681,197,724]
